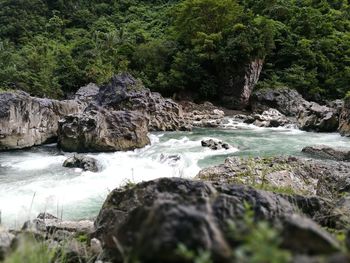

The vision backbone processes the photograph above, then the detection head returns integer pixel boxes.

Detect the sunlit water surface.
[1,119,350,227]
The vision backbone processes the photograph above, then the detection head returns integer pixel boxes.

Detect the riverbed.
[1,118,349,227]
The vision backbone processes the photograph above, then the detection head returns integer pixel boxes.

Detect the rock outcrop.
[180,101,225,128]
[297,102,339,132]
[58,109,150,152]
[63,154,100,172]
[197,155,350,230]
[0,228,15,261]
[58,74,191,152]
[0,91,82,150]
[250,88,309,116]
[197,156,318,196]
[19,213,98,263]
[93,73,190,131]
[250,88,340,132]
[244,108,295,128]
[339,98,350,137]
[197,156,350,201]
[220,59,264,110]
[302,145,350,162]
[94,177,340,263]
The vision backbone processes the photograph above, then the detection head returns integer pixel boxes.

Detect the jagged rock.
[201,139,230,150]
[333,197,350,229]
[220,59,264,110]
[0,91,82,150]
[281,214,340,254]
[58,109,150,153]
[197,156,318,196]
[327,100,344,115]
[63,154,100,172]
[93,73,190,131]
[250,88,310,116]
[94,178,340,263]
[339,98,350,137]
[245,108,295,128]
[0,229,15,260]
[302,145,350,161]
[198,156,350,229]
[297,102,339,132]
[74,83,100,103]
[23,213,94,235]
[180,101,225,128]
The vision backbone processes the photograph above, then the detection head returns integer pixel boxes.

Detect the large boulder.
[0,91,82,150]
[339,98,350,137]
[297,102,339,132]
[58,74,191,153]
[94,178,340,263]
[302,145,350,162]
[250,88,309,116]
[220,59,264,110]
[58,109,150,152]
[93,73,190,131]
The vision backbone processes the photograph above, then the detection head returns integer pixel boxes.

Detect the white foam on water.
[1,126,350,228]
[9,155,67,171]
[0,133,239,227]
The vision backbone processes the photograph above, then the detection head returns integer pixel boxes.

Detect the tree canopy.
[0,0,349,101]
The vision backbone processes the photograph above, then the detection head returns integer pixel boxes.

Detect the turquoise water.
[0,119,349,227]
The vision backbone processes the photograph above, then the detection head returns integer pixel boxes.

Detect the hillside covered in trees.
[0,0,349,102]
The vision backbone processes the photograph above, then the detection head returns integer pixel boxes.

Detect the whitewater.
[1,118,350,227]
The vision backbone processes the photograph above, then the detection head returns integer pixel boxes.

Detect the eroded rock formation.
[94,177,340,263]
[58,109,150,152]
[0,91,82,150]
[220,59,264,110]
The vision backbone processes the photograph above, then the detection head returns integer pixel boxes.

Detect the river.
[1,118,349,227]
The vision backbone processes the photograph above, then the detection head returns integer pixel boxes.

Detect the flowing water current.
[1,119,350,227]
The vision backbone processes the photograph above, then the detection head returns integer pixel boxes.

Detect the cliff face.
[220,59,264,110]
[339,99,350,137]
[0,91,82,150]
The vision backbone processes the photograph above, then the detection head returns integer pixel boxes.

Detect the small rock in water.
[201,139,230,150]
[160,154,181,164]
[63,154,100,172]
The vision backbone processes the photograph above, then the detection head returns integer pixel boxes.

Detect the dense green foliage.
[0,0,349,101]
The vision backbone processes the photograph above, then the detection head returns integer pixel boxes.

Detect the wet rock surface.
[63,154,100,172]
[58,109,150,152]
[201,139,230,150]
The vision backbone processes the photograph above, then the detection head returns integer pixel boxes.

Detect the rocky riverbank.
[3,150,350,262]
[1,74,350,263]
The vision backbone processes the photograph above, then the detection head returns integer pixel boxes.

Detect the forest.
[0,0,349,102]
